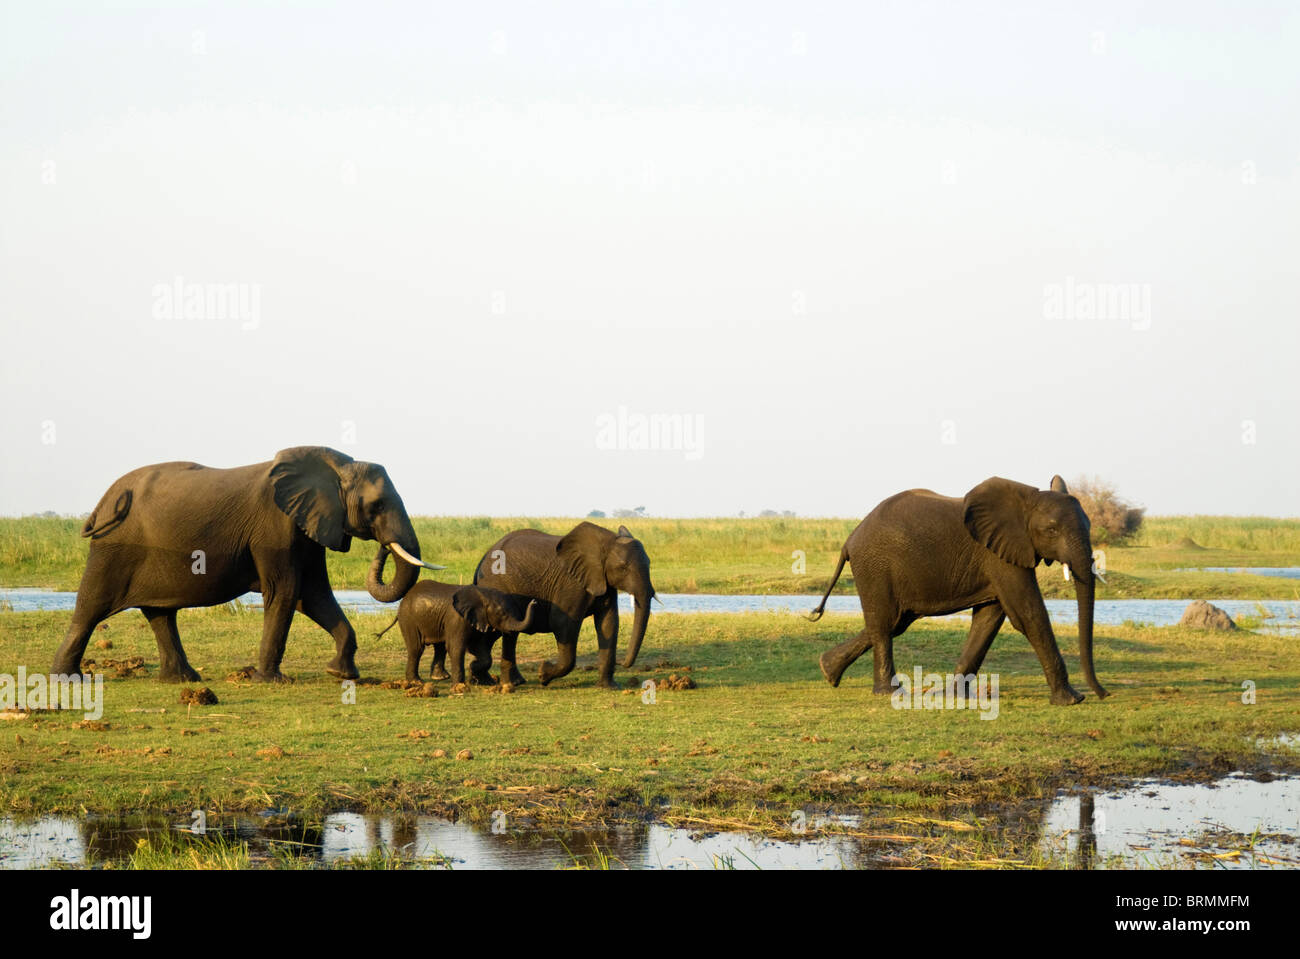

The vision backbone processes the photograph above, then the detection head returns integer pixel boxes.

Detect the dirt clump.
[226,666,257,683]
[179,687,219,706]
[256,745,287,760]
[82,657,147,678]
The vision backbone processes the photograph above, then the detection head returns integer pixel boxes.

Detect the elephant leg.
[254,577,300,683]
[954,603,1006,676]
[52,594,113,676]
[429,642,451,681]
[592,595,620,689]
[1007,593,1082,705]
[400,625,423,681]
[446,632,469,685]
[141,607,201,683]
[498,631,526,686]
[539,624,579,686]
[820,623,895,693]
[297,552,359,679]
[467,635,497,685]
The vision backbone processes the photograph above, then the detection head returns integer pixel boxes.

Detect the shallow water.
[1040,774,1300,869]
[0,812,863,870]
[1180,567,1300,580]
[4,589,1299,633]
[3,774,1296,869]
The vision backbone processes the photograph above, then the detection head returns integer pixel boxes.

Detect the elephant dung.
[1178,600,1237,630]
[81,656,147,678]
[403,683,438,698]
[179,687,219,706]
[654,674,697,691]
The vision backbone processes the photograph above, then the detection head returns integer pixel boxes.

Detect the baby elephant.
[376,582,537,685]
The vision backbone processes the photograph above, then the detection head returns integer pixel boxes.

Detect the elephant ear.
[556,522,612,597]
[962,477,1039,569]
[1049,475,1069,494]
[269,447,354,551]
[452,588,491,633]
[617,525,634,539]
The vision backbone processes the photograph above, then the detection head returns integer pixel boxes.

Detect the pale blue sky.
[2,2,1298,517]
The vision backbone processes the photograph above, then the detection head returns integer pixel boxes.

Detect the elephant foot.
[253,669,294,684]
[872,679,897,695]
[430,665,451,681]
[1050,685,1085,706]
[499,661,526,686]
[325,659,360,680]
[159,665,202,684]
[818,651,843,688]
[595,676,622,690]
[468,672,498,686]
[52,658,83,677]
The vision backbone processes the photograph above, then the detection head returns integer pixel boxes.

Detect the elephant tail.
[81,489,132,540]
[374,615,400,640]
[805,547,849,622]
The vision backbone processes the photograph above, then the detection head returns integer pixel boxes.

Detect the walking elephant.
[472,522,656,689]
[51,446,441,683]
[807,475,1107,705]
[374,580,538,685]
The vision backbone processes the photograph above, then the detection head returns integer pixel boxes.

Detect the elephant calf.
[376,582,537,685]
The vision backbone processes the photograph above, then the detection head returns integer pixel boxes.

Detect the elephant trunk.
[1070,550,1108,700]
[501,599,538,633]
[366,517,423,604]
[622,586,654,668]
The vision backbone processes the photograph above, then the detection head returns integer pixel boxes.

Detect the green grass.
[5,515,1300,598]
[2,607,1296,847]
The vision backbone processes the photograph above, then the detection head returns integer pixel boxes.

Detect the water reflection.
[1041,774,1300,869]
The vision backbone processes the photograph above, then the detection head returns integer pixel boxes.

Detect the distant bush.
[1069,476,1145,544]
[587,510,606,518]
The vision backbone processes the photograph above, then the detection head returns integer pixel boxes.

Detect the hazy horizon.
[3,3,1298,518]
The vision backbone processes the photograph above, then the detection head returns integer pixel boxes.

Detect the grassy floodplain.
[1,605,1298,867]
[4,514,1300,599]
[2,514,1299,868]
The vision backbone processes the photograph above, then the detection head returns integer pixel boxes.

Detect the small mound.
[1178,600,1236,630]
[1170,537,1206,550]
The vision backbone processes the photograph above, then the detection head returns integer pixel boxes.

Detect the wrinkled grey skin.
[808,475,1107,705]
[473,522,656,689]
[375,580,537,685]
[51,446,428,683]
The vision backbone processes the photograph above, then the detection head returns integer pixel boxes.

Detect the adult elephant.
[808,475,1107,705]
[51,446,440,683]
[473,522,655,689]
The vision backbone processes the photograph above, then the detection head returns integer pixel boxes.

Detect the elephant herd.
[50,446,1106,705]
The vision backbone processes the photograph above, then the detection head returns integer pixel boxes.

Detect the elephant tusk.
[388,541,445,571]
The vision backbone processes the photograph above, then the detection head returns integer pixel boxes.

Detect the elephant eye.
[371,502,385,516]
